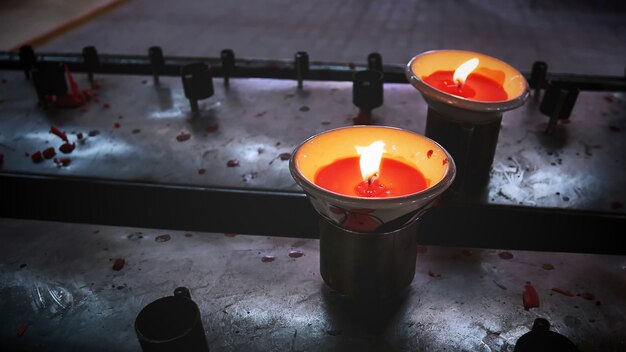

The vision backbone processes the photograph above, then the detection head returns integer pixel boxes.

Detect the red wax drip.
[423,71,507,102]
[314,156,427,197]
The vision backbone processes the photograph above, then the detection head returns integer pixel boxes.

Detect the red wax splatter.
[299,106,310,112]
[604,95,614,103]
[314,156,427,197]
[261,255,275,263]
[416,245,428,254]
[176,132,191,142]
[42,147,56,159]
[50,126,68,142]
[184,233,193,238]
[427,149,433,158]
[103,103,110,109]
[197,168,206,175]
[227,159,240,167]
[423,71,507,101]
[352,111,372,125]
[288,250,304,258]
[113,122,121,128]
[59,143,75,154]
[112,258,125,271]
[31,151,43,163]
[155,234,171,242]
[523,281,540,310]
[611,201,623,210]
[88,129,100,137]
[206,123,219,132]
[498,251,514,260]
[77,132,83,140]
[16,323,27,337]
[428,270,441,278]
[54,158,71,167]
[255,111,267,117]
[579,292,595,300]
[279,153,291,161]
[551,287,575,297]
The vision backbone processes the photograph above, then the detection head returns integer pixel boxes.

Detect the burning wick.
[452,57,479,90]
[355,141,388,197]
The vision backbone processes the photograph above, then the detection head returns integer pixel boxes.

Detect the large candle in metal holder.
[290,126,455,299]
[406,50,529,194]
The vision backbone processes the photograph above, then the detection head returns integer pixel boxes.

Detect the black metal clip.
[221,49,235,87]
[540,80,579,135]
[367,52,383,73]
[529,61,548,98]
[295,51,309,90]
[148,46,165,85]
[352,70,384,122]
[181,62,214,115]
[82,46,100,83]
[19,45,37,80]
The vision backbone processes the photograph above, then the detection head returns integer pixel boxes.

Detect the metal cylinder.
[319,218,418,299]
[425,107,502,194]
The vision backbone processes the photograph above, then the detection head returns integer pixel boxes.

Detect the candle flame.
[356,141,386,181]
[453,58,479,86]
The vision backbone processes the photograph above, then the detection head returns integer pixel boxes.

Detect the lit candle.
[422,57,507,101]
[314,141,428,198]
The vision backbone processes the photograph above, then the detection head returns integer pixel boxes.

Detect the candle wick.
[367,173,379,186]
[455,80,463,91]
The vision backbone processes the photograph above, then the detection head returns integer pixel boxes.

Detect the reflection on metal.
[0,218,623,351]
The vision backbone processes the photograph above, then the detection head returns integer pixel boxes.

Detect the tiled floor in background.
[1,0,625,76]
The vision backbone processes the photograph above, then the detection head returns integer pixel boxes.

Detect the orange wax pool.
[314,156,427,197]
[423,70,507,101]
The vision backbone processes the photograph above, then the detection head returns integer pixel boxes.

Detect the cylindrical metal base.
[425,107,502,194]
[319,218,418,299]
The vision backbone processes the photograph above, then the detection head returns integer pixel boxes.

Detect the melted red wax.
[103,103,110,109]
[551,287,575,297]
[59,143,75,154]
[314,156,427,197]
[206,123,219,133]
[523,281,540,310]
[77,132,83,140]
[42,147,56,159]
[88,129,100,137]
[112,258,125,271]
[50,126,68,142]
[261,255,275,263]
[579,292,595,300]
[31,151,43,163]
[498,251,513,260]
[176,133,191,142]
[428,269,441,278]
[197,168,206,175]
[155,234,171,242]
[16,323,27,337]
[113,122,121,129]
[423,71,507,102]
[288,250,304,258]
[53,158,71,167]
[279,153,291,161]
[227,159,240,167]
[427,149,433,158]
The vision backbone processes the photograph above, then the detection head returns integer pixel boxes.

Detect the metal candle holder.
[406,50,529,194]
[290,126,455,299]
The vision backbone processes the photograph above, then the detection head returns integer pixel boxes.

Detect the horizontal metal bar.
[1,51,625,91]
[2,172,625,255]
